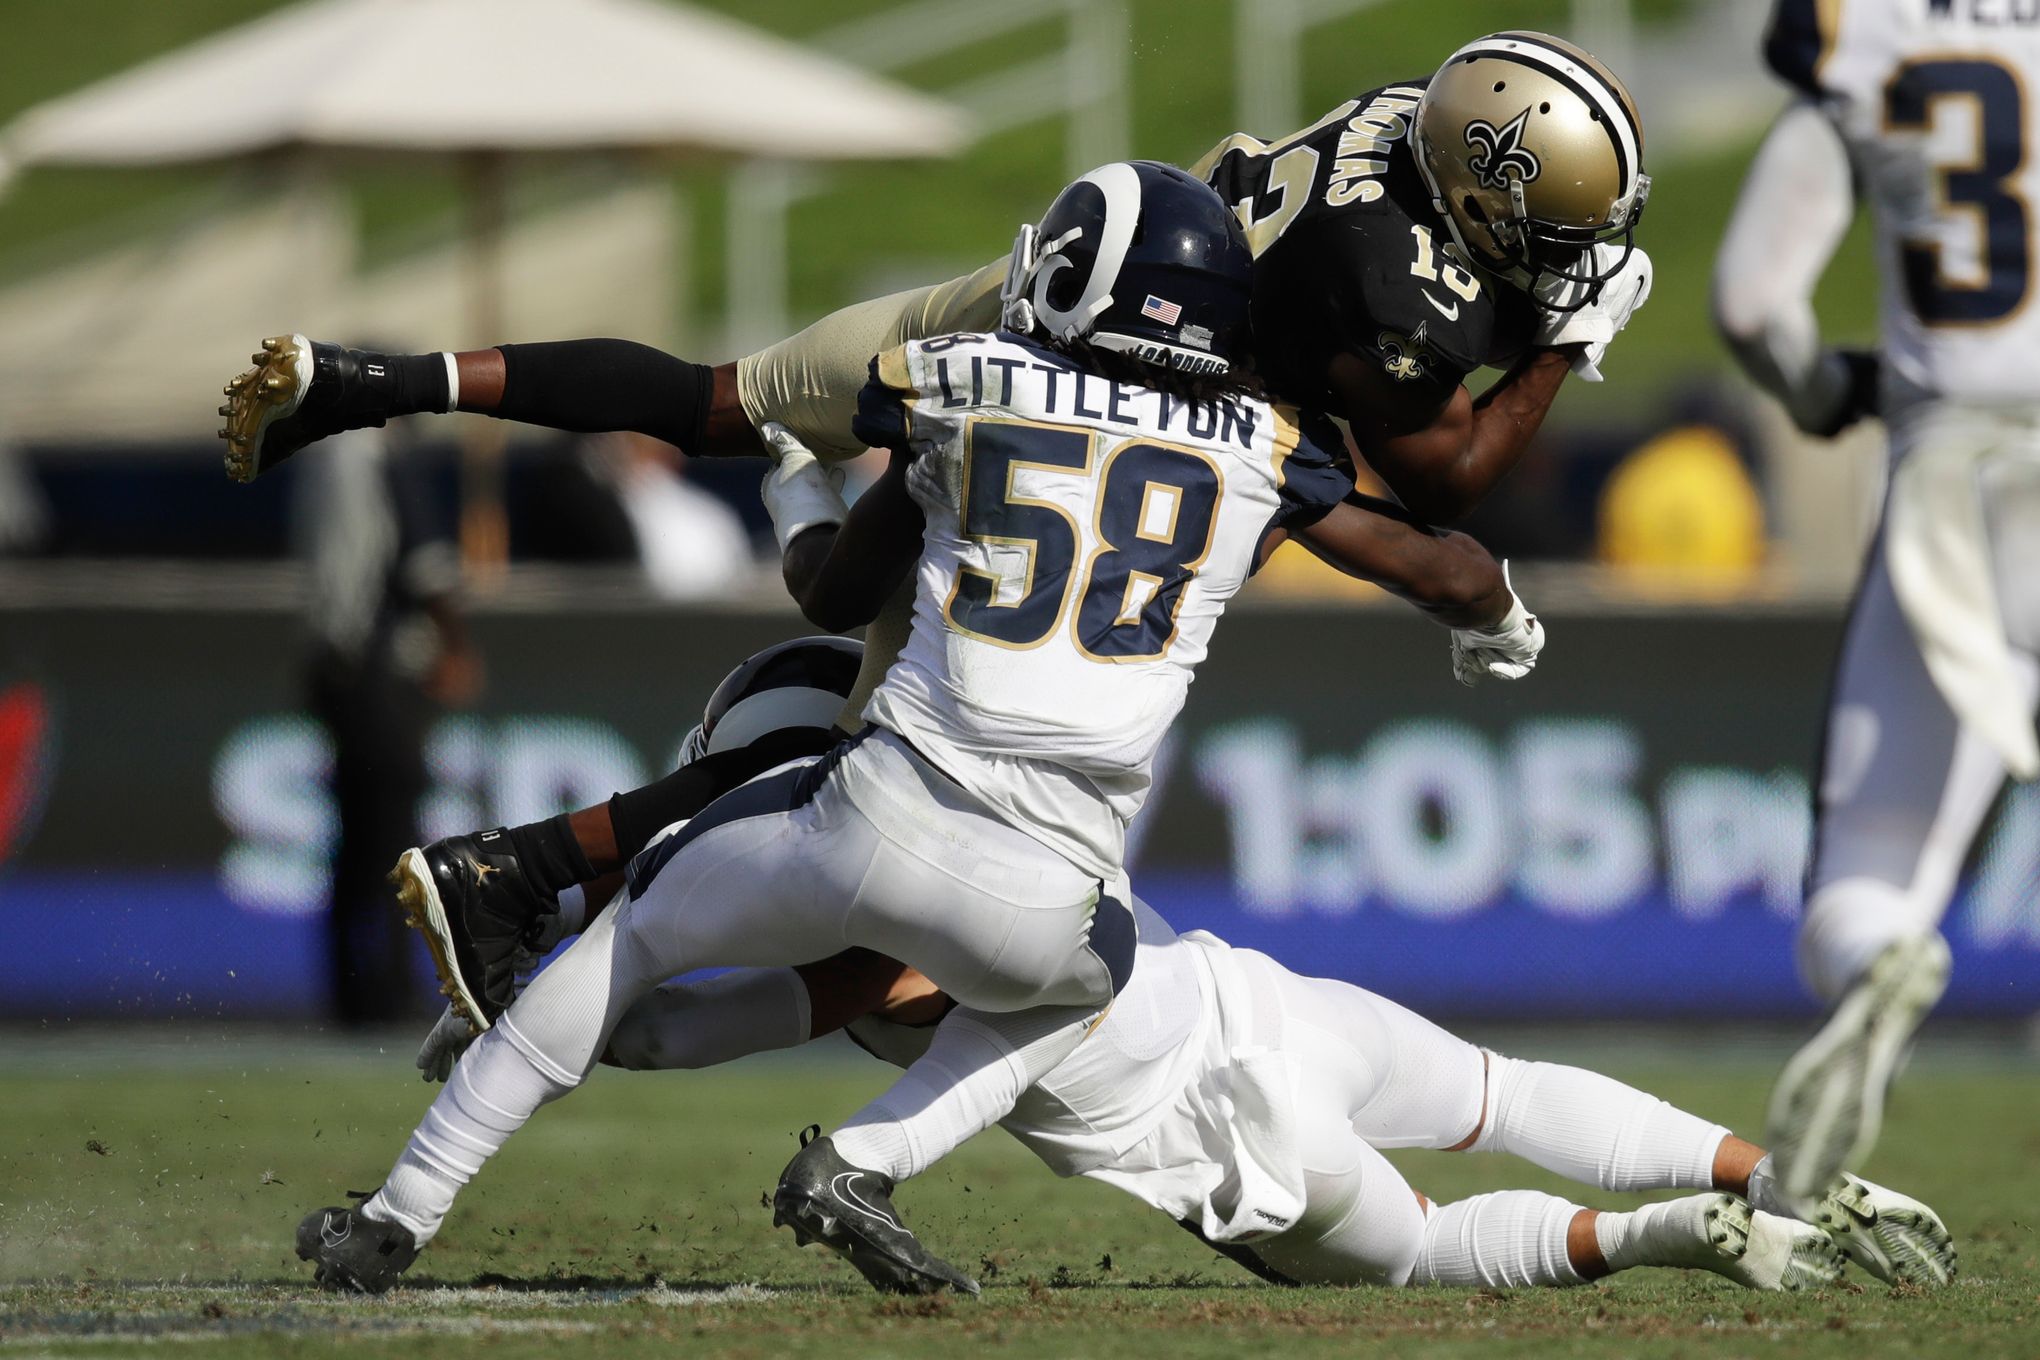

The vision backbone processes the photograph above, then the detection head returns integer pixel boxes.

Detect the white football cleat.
[1812,1173,1956,1287]
[1631,1193,1842,1292]
[1767,933,1951,1211]
[1692,1195,1844,1292]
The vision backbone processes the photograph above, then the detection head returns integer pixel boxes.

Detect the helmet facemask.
[1461,170,1651,311]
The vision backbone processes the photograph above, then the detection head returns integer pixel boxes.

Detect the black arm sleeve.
[494,340,716,454]
[607,727,836,859]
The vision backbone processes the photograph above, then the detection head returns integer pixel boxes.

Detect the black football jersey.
[1198,80,1540,411]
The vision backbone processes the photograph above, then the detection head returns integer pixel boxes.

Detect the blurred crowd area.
[0,0,1888,604]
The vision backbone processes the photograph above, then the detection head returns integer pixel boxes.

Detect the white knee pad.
[1469,1053,1725,1193]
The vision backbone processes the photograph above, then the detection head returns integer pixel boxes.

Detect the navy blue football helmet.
[1000,160,1253,378]
[675,635,863,765]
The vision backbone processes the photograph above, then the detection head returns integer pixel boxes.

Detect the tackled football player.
[293,161,1542,1293]
[317,636,1955,1298]
[219,27,1651,732]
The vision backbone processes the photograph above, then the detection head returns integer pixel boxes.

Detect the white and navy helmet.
[675,636,863,766]
[1000,160,1254,378]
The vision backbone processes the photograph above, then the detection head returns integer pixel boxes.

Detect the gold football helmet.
[1412,31,1649,308]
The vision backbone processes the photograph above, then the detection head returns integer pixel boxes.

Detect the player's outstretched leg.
[391,833,557,1033]
[1766,932,1951,1212]
[294,1197,421,1294]
[772,1130,980,1296]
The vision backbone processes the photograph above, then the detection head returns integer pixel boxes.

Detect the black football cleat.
[390,832,555,1032]
[218,334,405,482]
[295,1198,420,1294]
[771,1129,979,1297]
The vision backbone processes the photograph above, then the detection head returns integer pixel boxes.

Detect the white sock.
[1593,1194,1722,1273]
[831,1004,1096,1180]
[364,904,660,1242]
[555,884,588,936]
[1414,1191,1586,1287]
[606,967,811,1070]
[365,1017,573,1244]
[1744,1153,1794,1219]
[1476,1056,1727,1192]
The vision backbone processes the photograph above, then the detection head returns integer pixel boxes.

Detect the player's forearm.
[1385,529,1510,628]
[1362,351,1571,524]
[1712,100,1859,429]
[1293,497,1509,628]
[1451,348,1574,512]
[780,524,840,621]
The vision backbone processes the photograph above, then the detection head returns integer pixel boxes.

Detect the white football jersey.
[850,332,1350,882]
[1769,0,2040,402]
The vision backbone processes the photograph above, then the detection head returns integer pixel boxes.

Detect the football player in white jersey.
[295,162,1544,1292]
[394,638,1953,1298]
[1713,0,2040,1209]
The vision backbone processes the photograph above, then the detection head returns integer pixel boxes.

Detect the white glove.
[1533,246,1653,382]
[417,1004,477,1083]
[1450,564,1544,686]
[758,421,849,553]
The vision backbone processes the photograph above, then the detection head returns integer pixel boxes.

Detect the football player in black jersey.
[219,30,1649,527]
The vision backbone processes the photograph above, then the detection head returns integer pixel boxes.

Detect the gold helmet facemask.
[1413,31,1649,311]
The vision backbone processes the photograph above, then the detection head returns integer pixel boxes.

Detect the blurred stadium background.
[4,3,2038,1352]
[5,0,2027,1029]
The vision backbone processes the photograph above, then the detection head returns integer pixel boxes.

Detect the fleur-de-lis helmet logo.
[1464,108,1541,191]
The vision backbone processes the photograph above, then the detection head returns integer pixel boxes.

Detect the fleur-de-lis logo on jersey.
[1378,330,1425,383]
[1464,109,1541,191]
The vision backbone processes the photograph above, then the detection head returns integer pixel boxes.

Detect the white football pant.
[1800,404,2040,999]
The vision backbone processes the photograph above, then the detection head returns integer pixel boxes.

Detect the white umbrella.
[0,0,969,563]
[0,0,966,168]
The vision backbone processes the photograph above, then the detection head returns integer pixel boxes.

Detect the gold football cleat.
[217,333,312,483]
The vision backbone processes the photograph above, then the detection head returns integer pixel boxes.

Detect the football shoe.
[391,831,555,1032]
[1767,933,1951,1211]
[295,1196,420,1294]
[771,1130,979,1296]
[218,334,401,482]
[1811,1173,1956,1287]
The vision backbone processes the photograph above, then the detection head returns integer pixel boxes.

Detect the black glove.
[1801,349,1880,439]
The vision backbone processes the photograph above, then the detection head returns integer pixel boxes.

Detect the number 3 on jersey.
[946,419,1220,661]
[1885,57,2030,326]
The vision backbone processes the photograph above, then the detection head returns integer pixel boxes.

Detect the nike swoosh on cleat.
[1422,291,1460,320]
[831,1171,904,1232]
[321,1214,351,1248]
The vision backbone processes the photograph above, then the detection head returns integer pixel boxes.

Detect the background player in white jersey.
[294,162,1542,1291]
[1713,0,2040,1207]
[387,639,1954,1300]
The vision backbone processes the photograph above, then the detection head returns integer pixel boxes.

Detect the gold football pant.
[734,260,1005,723]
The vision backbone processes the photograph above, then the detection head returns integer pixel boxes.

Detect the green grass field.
[3,1028,2035,1358]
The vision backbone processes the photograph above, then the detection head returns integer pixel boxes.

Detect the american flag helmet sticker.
[1140,294,1182,325]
